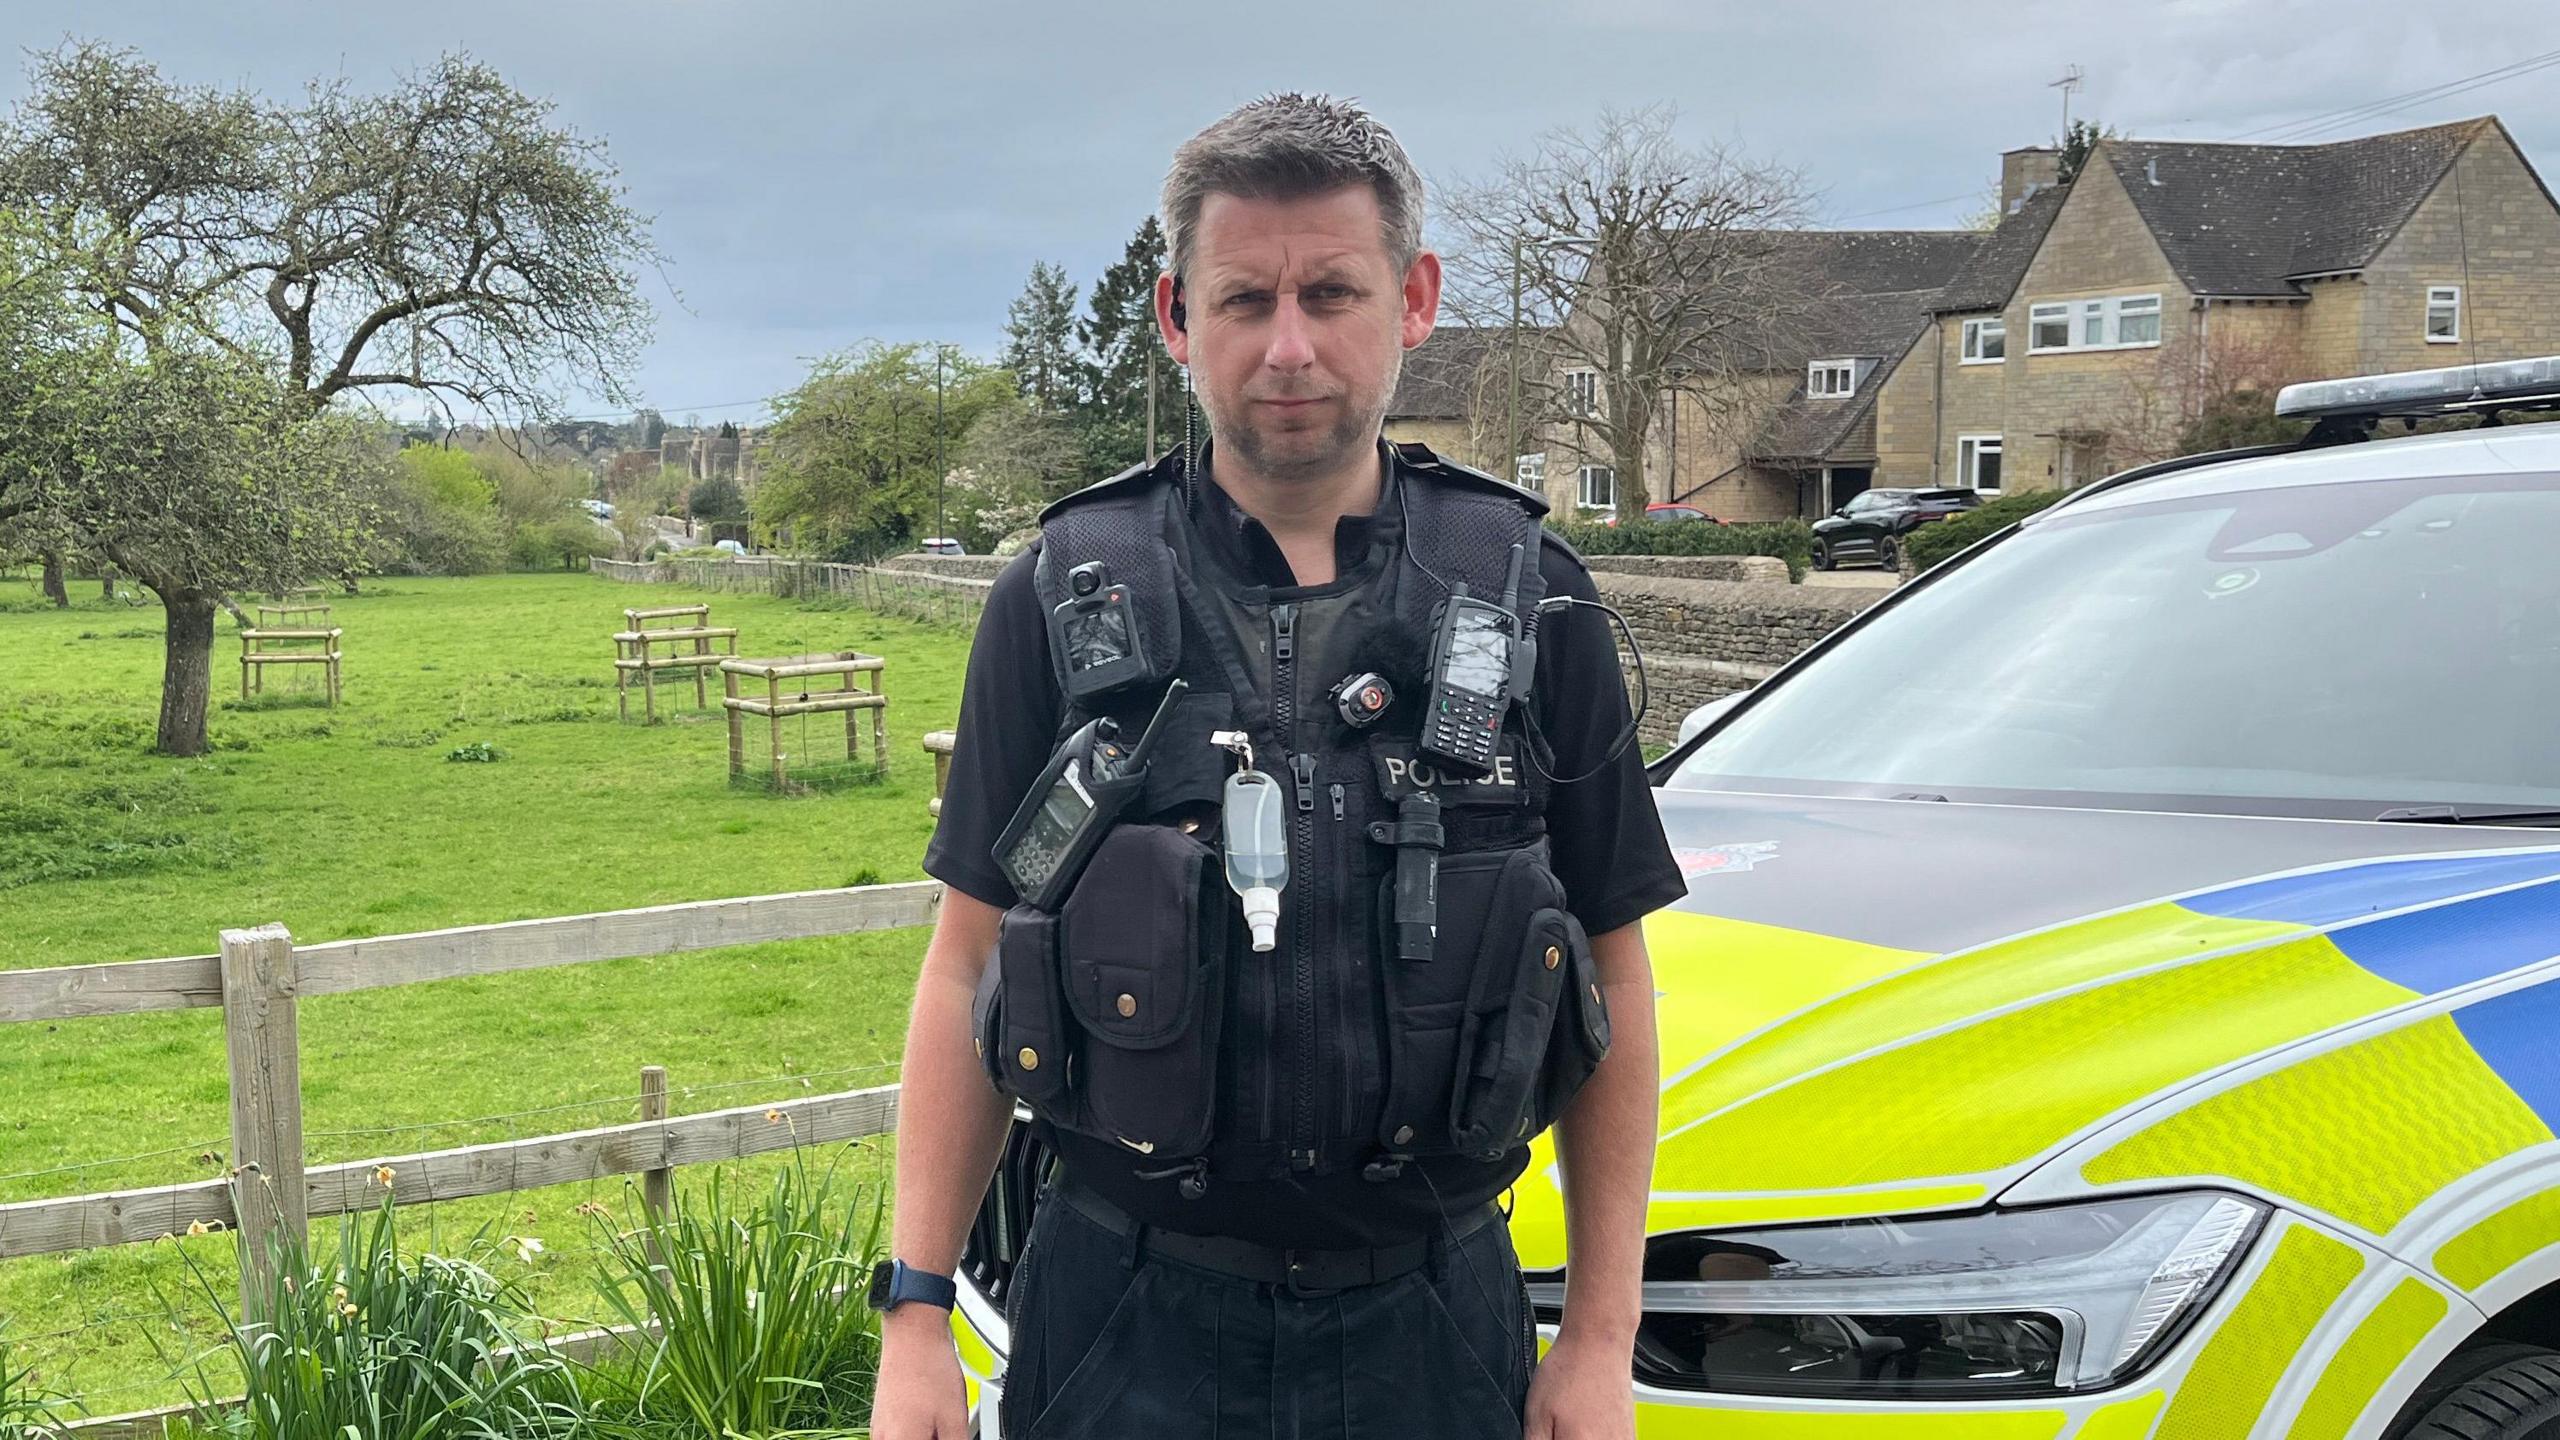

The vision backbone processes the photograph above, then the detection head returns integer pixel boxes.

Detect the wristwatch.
[866,1258,958,1314]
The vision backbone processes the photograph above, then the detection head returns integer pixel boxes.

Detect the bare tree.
[1441,107,1813,518]
[2093,327,2313,470]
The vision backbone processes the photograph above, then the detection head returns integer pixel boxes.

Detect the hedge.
[1903,489,2072,571]
[1549,517,1815,582]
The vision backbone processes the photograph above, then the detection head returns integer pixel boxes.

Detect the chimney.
[2001,146,2062,214]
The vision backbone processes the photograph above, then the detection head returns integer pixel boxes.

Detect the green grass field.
[0,571,967,1417]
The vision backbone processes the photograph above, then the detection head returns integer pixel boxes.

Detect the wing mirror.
[1677,690,1752,743]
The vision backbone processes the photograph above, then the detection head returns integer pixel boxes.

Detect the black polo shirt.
[923,449,1684,1249]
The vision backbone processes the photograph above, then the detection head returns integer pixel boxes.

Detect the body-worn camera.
[993,680,1188,910]
[1049,560,1152,701]
[1332,672,1394,729]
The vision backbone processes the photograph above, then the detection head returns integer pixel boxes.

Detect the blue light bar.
[2275,355,2560,419]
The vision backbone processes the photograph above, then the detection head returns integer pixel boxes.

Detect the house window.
[2427,286,2461,343]
[1564,369,1599,416]
[1959,435,2004,494]
[2030,303,2072,351]
[1515,451,1547,488]
[1961,317,2006,363]
[1578,465,1616,510]
[2027,294,2164,353]
[1807,359,1856,397]
[2118,295,2161,346]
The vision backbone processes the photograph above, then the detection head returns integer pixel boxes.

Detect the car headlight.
[1529,1192,2265,1401]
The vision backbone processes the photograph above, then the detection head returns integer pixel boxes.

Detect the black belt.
[1054,1182,1497,1297]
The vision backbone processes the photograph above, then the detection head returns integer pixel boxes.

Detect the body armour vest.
[972,442,1613,1189]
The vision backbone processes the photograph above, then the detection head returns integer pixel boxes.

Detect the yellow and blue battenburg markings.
[1522,847,2560,1272]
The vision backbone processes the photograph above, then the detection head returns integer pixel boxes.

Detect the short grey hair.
[1160,93,1425,284]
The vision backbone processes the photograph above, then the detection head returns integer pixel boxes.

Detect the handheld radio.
[1417,542,1529,777]
[994,679,1189,910]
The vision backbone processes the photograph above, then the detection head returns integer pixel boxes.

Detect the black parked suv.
[1810,488,1984,571]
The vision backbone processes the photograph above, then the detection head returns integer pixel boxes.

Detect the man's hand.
[869,1307,971,1440]
[1523,1328,1635,1440]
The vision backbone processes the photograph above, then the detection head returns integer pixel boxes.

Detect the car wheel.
[1812,540,1834,571]
[2392,1343,2560,1438]
[1874,536,1900,572]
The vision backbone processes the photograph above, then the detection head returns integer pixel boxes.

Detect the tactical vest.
[973,442,1612,1190]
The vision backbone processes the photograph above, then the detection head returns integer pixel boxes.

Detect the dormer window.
[1807,360,1857,397]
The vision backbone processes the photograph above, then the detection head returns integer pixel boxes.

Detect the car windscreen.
[1669,470,2560,818]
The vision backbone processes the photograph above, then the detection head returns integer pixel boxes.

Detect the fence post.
[639,1063,672,1269]
[220,923,307,1321]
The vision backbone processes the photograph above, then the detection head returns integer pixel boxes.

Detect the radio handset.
[992,679,1189,911]
[1416,542,1529,778]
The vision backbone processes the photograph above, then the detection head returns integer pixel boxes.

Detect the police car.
[956,356,2560,1437]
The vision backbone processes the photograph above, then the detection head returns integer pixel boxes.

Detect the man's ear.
[1156,272,1190,366]
[1400,250,1443,352]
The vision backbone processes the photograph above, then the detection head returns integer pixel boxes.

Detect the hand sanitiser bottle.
[1220,767,1289,951]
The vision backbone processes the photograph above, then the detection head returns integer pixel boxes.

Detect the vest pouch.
[1451,903,1581,1156]
[1375,844,1567,1157]
[1535,910,1610,1134]
[994,905,1073,1108]
[1057,823,1226,1159]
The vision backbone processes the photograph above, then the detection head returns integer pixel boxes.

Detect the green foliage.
[584,1160,884,1439]
[0,1327,62,1440]
[2054,119,2120,185]
[685,474,746,524]
[757,342,1006,557]
[2175,388,2311,458]
[161,1195,584,1440]
[444,741,502,763]
[951,391,1082,549]
[1073,216,1174,476]
[1903,488,2073,571]
[1001,260,1080,415]
[1551,517,1816,581]
[382,446,506,576]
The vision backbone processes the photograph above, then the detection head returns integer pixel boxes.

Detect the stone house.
[1529,114,2560,520]
[1907,115,2560,499]
[1383,324,1528,474]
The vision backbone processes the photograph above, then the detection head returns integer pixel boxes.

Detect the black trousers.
[998,1189,1537,1439]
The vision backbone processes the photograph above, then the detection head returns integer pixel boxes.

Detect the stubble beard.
[1201,350,1402,486]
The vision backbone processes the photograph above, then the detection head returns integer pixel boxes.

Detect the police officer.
[872,94,1684,1440]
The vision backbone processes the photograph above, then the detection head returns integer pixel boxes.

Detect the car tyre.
[1812,540,1834,572]
[1874,536,1900,573]
[2392,1343,2560,1439]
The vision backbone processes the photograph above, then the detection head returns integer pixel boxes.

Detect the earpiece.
[1169,276,1188,332]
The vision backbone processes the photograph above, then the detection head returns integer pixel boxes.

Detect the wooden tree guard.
[613,604,739,723]
[239,627,342,704]
[721,651,889,792]
[923,731,957,816]
[255,601,332,628]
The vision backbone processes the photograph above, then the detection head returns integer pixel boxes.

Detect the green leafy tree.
[952,390,1083,547]
[0,326,389,755]
[687,473,746,524]
[2055,119,2119,185]
[1073,216,1172,477]
[1001,261,1079,414]
[382,444,505,575]
[0,41,657,425]
[756,342,1005,559]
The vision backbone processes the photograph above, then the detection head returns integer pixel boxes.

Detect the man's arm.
[1526,920,1657,1440]
[872,889,1014,1440]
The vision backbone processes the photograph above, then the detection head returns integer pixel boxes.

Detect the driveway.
[1803,568,1900,591]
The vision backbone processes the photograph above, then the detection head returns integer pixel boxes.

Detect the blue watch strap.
[868,1259,958,1313]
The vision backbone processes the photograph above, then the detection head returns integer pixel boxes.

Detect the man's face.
[1160,185,1439,485]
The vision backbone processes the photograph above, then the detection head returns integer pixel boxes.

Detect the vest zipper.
[1269,602,1321,1172]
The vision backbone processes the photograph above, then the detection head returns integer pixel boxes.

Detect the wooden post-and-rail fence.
[0,879,943,1436]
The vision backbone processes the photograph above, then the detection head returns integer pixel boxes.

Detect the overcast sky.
[8,0,2556,425]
